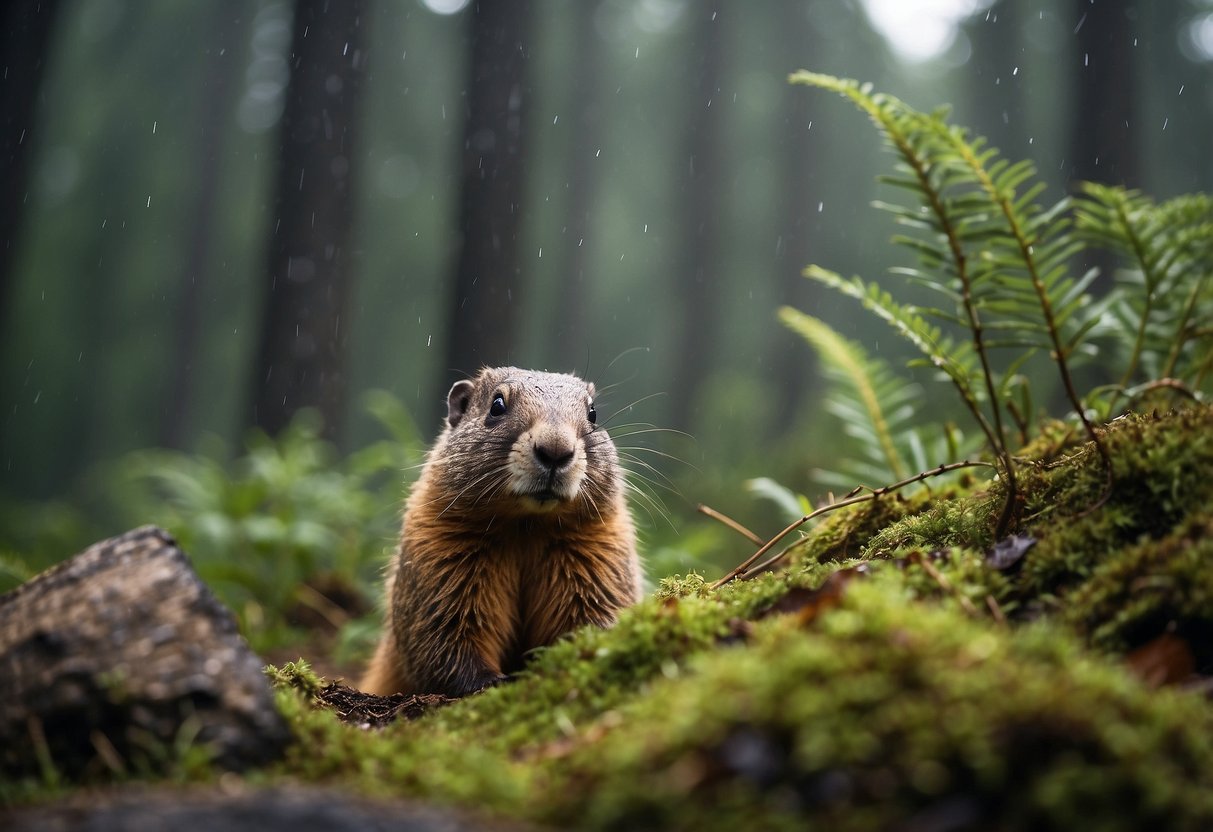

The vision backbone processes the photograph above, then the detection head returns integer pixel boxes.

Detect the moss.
[1063,516,1213,658]
[535,579,1213,831]
[10,406,1213,829]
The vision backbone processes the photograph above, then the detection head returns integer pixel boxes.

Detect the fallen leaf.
[986,534,1036,571]
[1126,632,1195,688]
[757,564,869,626]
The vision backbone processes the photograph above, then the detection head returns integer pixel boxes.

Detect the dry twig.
[711,460,994,588]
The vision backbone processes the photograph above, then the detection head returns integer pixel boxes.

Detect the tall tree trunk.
[250,0,368,439]
[160,0,244,449]
[771,7,823,420]
[1069,0,1138,294]
[1070,0,1138,187]
[966,0,1028,156]
[668,8,725,433]
[552,1,601,366]
[0,0,61,335]
[443,0,534,380]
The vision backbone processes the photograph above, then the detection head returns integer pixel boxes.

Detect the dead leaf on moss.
[757,565,869,626]
[986,534,1036,571]
[1126,632,1195,688]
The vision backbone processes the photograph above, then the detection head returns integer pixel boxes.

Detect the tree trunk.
[442,0,535,381]
[0,0,61,335]
[1069,0,1138,187]
[160,0,245,449]
[250,0,368,440]
[552,1,601,365]
[1069,0,1138,294]
[771,7,823,420]
[668,8,726,433]
[965,0,1028,156]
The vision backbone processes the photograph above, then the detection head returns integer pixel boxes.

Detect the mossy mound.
[539,583,1213,830]
[7,407,1213,830]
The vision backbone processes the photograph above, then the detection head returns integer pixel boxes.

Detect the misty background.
[2,0,1211,566]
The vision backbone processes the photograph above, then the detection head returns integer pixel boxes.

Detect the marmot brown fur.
[360,367,643,697]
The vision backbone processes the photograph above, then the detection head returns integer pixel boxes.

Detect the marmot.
[360,367,644,697]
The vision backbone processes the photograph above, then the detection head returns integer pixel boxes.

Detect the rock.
[0,526,291,778]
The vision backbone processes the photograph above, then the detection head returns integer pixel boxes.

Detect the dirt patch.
[314,682,453,729]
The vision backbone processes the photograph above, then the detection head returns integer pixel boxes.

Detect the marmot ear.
[586,381,596,399]
[447,380,474,428]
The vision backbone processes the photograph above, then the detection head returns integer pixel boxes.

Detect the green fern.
[787,72,1126,532]
[779,307,964,490]
[1075,185,1213,406]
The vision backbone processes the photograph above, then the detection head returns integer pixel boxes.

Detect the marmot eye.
[587,402,597,425]
[489,393,507,419]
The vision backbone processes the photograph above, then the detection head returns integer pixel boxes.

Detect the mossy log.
[0,526,290,778]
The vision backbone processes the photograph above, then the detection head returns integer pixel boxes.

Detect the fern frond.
[779,307,912,481]
[803,267,975,390]
[1075,185,1213,396]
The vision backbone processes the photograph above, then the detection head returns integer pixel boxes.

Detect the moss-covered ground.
[8,406,1213,829]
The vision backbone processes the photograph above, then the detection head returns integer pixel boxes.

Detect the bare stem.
[696,503,764,546]
[711,460,995,588]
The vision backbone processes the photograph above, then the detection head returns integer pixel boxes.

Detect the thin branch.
[985,594,1007,626]
[696,503,764,546]
[711,460,995,588]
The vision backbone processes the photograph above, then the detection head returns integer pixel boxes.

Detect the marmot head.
[434,367,621,517]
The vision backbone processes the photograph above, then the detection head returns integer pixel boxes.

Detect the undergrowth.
[6,77,1213,832]
[779,73,1212,536]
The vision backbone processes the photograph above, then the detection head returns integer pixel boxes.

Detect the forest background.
[2,0,1212,590]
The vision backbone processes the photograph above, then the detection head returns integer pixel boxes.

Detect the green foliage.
[782,73,1211,532]
[11,407,1213,830]
[102,392,423,645]
[1074,184,1213,402]
[779,305,964,489]
[744,476,812,524]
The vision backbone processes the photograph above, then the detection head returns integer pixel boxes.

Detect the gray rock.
[0,526,291,778]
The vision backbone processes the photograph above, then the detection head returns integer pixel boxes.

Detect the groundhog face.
[440,368,618,516]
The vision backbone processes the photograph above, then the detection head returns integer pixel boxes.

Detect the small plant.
[783,73,1213,535]
[108,390,424,645]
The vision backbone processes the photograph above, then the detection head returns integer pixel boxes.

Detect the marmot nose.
[533,440,575,473]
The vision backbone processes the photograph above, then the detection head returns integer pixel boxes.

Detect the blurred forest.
[2,0,1212,580]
